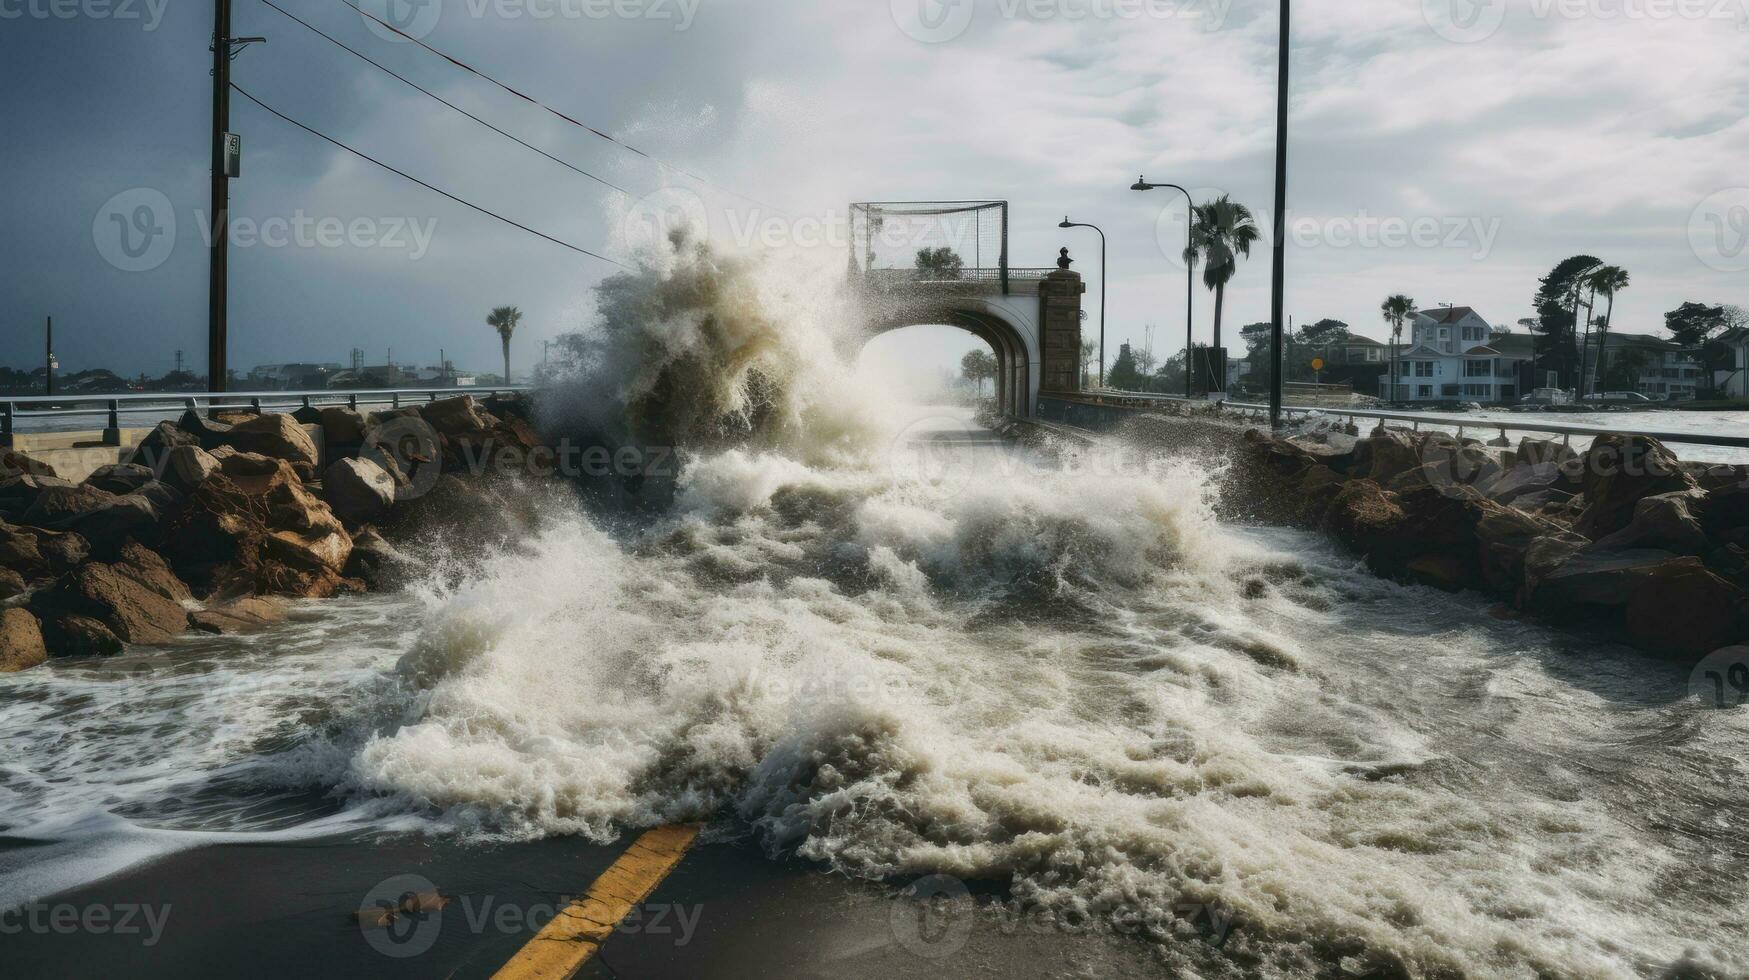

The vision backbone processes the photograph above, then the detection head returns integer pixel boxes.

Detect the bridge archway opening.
[853,310,1032,418]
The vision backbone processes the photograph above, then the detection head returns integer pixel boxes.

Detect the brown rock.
[35,551,191,646]
[0,608,48,672]
[19,485,117,526]
[126,421,201,472]
[418,395,490,436]
[1531,548,1685,608]
[0,450,58,479]
[1593,490,1710,556]
[1474,506,1584,596]
[1575,433,1698,539]
[1406,553,1471,592]
[0,521,47,575]
[344,526,399,590]
[1325,480,1407,556]
[162,445,221,493]
[1625,561,1744,659]
[188,596,288,635]
[175,409,235,450]
[43,614,123,657]
[0,567,27,599]
[317,406,367,446]
[219,414,320,470]
[1351,429,1423,486]
[324,457,397,526]
[84,463,156,496]
[35,530,89,574]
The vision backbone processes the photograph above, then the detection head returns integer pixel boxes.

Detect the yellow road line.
[491,824,702,980]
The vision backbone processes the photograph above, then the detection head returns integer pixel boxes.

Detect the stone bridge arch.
[849,269,1084,418]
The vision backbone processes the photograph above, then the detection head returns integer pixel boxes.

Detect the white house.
[1383,307,1532,403]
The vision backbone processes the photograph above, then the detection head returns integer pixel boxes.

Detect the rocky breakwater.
[1235,423,1749,661]
[0,394,547,673]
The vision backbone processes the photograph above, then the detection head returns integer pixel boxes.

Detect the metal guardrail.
[1,386,531,447]
[1082,389,1749,451]
[861,267,1058,286]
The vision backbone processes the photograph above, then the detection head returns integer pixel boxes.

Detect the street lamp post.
[1130,179,1195,398]
[1058,217,1106,388]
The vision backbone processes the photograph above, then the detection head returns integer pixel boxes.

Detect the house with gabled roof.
[1381,306,1535,403]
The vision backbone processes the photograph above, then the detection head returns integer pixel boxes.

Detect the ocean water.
[3,240,1746,977]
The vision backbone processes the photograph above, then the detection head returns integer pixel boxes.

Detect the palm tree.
[1380,294,1416,403]
[486,306,522,384]
[1182,196,1261,373]
[1585,266,1630,395]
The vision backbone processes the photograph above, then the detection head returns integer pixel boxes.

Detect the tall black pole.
[45,316,54,397]
[1060,219,1107,387]
[1268,0,1290,428]
[209,0,232,393]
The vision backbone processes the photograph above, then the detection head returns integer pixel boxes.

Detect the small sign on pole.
[223,133,242,178]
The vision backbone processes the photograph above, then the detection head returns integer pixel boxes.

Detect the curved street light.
[1130,179,1196,398]
[1058,216,1106,388]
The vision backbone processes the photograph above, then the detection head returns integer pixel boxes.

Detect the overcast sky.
[3,0,1747,381]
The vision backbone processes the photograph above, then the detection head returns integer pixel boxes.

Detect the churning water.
[2,241,1746,978]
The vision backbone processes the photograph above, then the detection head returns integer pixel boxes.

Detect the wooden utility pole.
[209,0,232,391]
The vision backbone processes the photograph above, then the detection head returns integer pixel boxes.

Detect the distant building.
[1588,332,1704,400]
[1723,328,1749,399]
[1382,307,1534,403]
[245,363,343,390]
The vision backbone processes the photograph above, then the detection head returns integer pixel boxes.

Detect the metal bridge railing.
[1078,389,1749,452]
[2,386,531,447]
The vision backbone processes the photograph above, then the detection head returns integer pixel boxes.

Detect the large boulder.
[1324,480,1407,557]
[418,395,490,436]
[161,461,353,599]
[317,406,367,447]
[1593,490,1710,556]
[19,484,118,527]
[42,613,123,657]
[1575,434,1698,539]
[343,526,400,591]
[1350,429,1423,486]
[1473,505,1585,596]
[1530,548,1686,609]
[0,521,47,576]
[218,414,320,473]
[1624,560,1745,658]
[188,596,287,635]
[0,608,48,672]
[60,492,169,557]
[1702,483,1749,538]
[0,473,77,518]
[324,458,397,526]
[35,529,89,575]
[0,568,27,600]
[32,543,192,647]
[167,409,235,451]
[126,421,201,472]
[161,445,220,493]
[0,450,58,479]
[1487,461,1564,506]
[84,463,157,496]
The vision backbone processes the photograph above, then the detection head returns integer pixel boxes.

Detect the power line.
[257,0,634,197]
[231,83,625,268]
[332,0,790,216]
